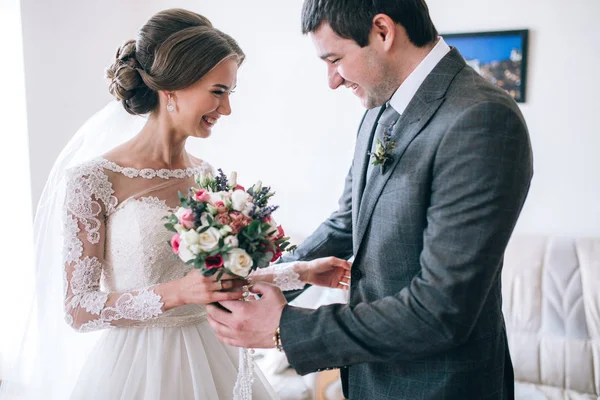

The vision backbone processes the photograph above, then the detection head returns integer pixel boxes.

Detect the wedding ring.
[242,285,250,301]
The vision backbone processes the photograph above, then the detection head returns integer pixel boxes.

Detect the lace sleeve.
[251,262,305,291]
[63,163,164,332]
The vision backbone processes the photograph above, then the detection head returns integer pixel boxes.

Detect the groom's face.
[310,23,393,109]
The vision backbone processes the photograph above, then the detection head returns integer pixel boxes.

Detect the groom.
[207,0,533,399]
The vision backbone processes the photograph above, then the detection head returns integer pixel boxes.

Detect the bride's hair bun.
[106,40,142,101]
[105,40,154,115]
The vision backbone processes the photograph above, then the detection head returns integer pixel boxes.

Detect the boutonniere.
[369,128,396,168]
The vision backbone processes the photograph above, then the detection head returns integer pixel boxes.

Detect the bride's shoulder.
[63,159,115,205]
[65,157,109,182]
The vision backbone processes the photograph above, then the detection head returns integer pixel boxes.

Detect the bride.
[0,8,350,400]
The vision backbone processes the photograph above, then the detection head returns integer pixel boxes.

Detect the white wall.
[22,0,600,238]
[0,0,34,375]
[426,0,600,236]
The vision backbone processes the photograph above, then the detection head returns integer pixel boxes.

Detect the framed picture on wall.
[442,29,529,102]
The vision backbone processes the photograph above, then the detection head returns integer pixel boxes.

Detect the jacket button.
[351,269,362,280]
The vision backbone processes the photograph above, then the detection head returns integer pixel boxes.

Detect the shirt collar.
[388,37,451,115]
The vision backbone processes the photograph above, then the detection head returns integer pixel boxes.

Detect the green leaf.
[204,268,217,277]
[164,223,177,233]
[208,248,224,257]
[216,270,224,281]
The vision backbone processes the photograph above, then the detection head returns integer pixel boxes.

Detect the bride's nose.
[217,95,232,116]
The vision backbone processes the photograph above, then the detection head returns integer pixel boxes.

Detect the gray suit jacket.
[279,48,533,400]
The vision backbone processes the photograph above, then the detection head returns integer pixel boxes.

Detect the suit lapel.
[351,107,384,231]
[354,48,466,254]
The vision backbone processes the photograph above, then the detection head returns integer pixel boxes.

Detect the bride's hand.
[298,257,351,290]
[177,269,247,305]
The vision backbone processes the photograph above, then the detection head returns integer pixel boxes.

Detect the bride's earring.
[167,94,175,112]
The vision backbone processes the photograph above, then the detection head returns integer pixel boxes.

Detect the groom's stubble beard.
[361,55,399,109]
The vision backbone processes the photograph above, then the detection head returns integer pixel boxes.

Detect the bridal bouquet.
[164,169,295,280]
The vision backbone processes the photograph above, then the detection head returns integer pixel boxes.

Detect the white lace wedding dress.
[63,157,304,400]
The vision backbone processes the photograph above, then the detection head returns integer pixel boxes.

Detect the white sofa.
[504,236,600,399]
[258,235,600,399]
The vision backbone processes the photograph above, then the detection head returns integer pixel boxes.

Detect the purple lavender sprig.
[214,169,229,192]
[250,204,280,221]
[250,186,274,208]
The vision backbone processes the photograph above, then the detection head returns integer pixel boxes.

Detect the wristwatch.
[273,326,284,352]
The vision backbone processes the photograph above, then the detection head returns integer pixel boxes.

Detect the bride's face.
[171,57,239,138]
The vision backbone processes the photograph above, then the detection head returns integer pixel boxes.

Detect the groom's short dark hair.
[301,0,438,48]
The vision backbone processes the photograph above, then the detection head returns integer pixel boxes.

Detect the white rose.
[178,245,195,263]
[241,201,254,217]
[231,190,250,212]
[189,244,202,255]
[209,192,224,205]
[175,207,187,220]
[180,229,201,246]
[224,248,253,277]
[173,223,185,234]
[224,235,239,248]
[178,230,201,263]
[197,227,221,252]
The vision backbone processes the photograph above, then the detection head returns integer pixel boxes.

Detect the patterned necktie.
[365,104,401,183]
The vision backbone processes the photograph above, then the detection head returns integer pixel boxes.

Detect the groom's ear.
[371,14,396,52]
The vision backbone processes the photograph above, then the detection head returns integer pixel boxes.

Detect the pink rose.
[230,211,244,222]
[215,201,227,214]
[205,254,224,270]
[170,233,181,254]
[179,209,195,229]
[195,189,210,203]
[235,185,245,191]
[230,220,245,234]
[216,213,231,225]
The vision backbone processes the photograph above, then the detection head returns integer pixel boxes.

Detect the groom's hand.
[206,282,287,348]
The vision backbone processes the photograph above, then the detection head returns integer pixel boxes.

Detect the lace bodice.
[62,158,304,333]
